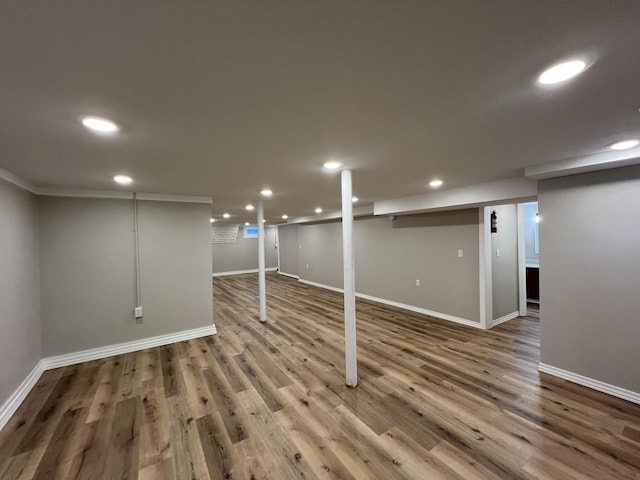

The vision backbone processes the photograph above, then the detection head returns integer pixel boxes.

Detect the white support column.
[258,201,267,322]
[478,206,493,330]
[341,169,357,387]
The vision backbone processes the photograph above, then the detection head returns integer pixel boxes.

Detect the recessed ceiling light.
[429,179,443,188]
[282,214,288,220]
[245,222,250,226]
[260,189,273,197]
[352,196,359,203]
[610,139,639,150]
[315,207,322,214]
[246,204,254,211]
[113,175,133,185]
[538,59,587,85]
[81,116,119,133]
[223,213,230,219]
[210,218,215,223]
[262,219,266,223]
[323,159,343,170]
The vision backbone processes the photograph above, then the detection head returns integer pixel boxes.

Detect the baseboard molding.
[0,360,45,431]
[42,324,217,370]
[539,363,640,405]
[212,267,277,277]
[277,271,300,280]
[298,279,482,329]
[491,310,520,328]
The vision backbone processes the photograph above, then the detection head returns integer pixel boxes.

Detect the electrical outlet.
[415,279,420,287]
[134,307,143,318]
[496,248,501,257]
[306,263,309,269]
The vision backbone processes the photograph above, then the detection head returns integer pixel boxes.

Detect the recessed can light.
[246,204,254,211]
[610,139,639,150]
[323,159,343,170]
[113,175,132,185]
[260,189,273,197]
[262,219,266,223]
[429,179,443,188]
[315,207,322,214]
[223,213,230,219]
[82,116,119,133]
[282,214,288,220]
[352,196,359,203]
[245,222,250,226]
[210,218,215,223]
[538,59,587,85]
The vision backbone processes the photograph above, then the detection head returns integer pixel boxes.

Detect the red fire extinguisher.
[491,210,497,233]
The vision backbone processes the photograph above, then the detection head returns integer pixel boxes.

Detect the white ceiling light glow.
[113,175,132,185]
[282,214,288,220]
[260,188,273,197]
[210,218,215,223]
[315,207,322,214]
[538,59,587,85]
[429,179,443,188]
[223,213,230,218]
[81,116,119,133]
[323,160,343,170]
[246,204,254,211]
[245,222,250,226]
[610,139,639,150]
[352,196,358,203]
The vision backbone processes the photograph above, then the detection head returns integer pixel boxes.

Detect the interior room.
[1,2,640,479]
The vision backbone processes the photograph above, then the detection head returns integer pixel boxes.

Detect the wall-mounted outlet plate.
[134,307,143,318]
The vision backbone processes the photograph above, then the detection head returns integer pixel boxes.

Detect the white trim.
[298,279,482,329]
[491,310,519,328]
[41,325,217,370]
[39,188,212,204]
[212,267,277,277]
[0,360,45,431]
[539,363,640,405]
[0,167,38,193]
[517,203,527,316]
[277,271,300,279]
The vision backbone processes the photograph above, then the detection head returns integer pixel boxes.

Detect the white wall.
[490,204,519,320]
[0,179,41,409]
[39,197,214,356]
[278,224,299,276]
[539,165,640,393]
[212,226,277,273]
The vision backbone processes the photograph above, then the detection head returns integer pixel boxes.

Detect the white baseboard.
[212,267,277,277]
[539,363,640,405]
[277,271,300,279]
[0,324,217,432]
[491,310,520,328]
[0,360,45,431]
[298,279,482,329]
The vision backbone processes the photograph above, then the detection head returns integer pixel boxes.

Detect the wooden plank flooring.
[1,272,639,479]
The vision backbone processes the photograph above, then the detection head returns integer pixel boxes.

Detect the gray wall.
[277,224,299,276]
[290,211,480,322]
[490,204,519,319]
[539,165,640,393]
[0,179,41,408]
[523,202,539,266]
[212,226,277,273]
[39,197,213,356]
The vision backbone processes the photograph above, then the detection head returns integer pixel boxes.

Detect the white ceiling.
[2,1,640,224]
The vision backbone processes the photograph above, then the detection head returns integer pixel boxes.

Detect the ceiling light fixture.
[223,213,230,219]
[113,175,133,185]
[210,218,215,223]
[352,196,359,203]
[245,222,250,226]
[323,159,343,170]
[315,207,322,214]
[538,59,587,85]
[81,116,119,133]
[246,204,254,211]
[429,179,443,188]
[260,188,273,197]
[610,139,639,150]
[282,214,288,220]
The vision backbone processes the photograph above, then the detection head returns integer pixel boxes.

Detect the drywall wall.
[212,226,277,273]
[490,204,519,319]
[291,211,480,322]
[0,179,41,409]
[523,202,539,266]
[277,224,299,276]
[539,165,640,393]
[39,197,213,356]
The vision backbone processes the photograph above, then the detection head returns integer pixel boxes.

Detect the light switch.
[458,249,463,257]
[415,279,421,286]
[496,248,500,257]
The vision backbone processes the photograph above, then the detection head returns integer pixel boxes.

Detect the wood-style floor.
[1,273,639,479]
